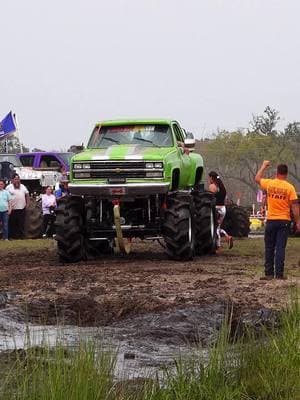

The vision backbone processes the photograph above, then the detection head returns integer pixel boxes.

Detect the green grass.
[0,342,118,400]
[0,238,55,251]
[1,294,300,400]
[0,236,299,261]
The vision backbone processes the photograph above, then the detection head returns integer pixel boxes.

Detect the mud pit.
[1,238,298,327]
[0,238,299,376]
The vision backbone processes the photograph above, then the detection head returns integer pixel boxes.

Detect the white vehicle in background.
[0,154,60,195]
[0,154,55,238]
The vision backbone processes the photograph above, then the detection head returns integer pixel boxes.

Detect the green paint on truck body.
[70,119,204,191]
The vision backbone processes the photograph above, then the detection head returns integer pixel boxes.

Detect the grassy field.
[0,238,55,251]
[1,235,299,256]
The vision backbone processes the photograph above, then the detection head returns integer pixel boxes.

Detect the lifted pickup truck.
[55,119,217,262]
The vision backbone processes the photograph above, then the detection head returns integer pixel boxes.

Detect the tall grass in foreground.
[0,342,118,400]
[1,293,300,400]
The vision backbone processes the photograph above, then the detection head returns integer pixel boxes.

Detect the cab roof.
[95,119,178,127]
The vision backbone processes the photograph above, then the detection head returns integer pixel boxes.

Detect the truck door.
[172,123,192,185]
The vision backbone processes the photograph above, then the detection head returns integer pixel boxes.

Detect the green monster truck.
[55,120,217,262]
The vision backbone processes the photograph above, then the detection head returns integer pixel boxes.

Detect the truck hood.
[72,145,176,161]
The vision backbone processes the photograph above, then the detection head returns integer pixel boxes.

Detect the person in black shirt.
[208,171,233,250]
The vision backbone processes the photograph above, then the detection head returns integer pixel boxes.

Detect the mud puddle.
[0,301,277,379]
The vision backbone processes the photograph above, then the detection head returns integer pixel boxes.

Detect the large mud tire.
[55,196,86,263]
[193,191,217,255]
[163,194,195,261]
[24,198,43,239]
[222,205,250,237]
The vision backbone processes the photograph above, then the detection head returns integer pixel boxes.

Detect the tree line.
[196,106,300,206]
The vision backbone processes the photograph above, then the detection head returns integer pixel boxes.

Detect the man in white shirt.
[6,173,29,239]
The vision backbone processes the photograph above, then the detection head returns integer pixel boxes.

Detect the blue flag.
[0,111,17,140]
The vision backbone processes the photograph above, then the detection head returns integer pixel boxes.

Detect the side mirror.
[184,132,195,151]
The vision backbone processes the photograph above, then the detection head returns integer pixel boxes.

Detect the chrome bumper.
[68,182,170,197]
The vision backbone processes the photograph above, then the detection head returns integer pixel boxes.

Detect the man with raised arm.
[255,161,300,280]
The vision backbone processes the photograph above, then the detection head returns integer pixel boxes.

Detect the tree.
[205,107,300,205]
[206,130,275,198]
[0,135,29,153]
[250,106,280,136]
[279,122,300,184]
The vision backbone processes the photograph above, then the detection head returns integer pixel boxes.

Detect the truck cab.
[18,152,73,172]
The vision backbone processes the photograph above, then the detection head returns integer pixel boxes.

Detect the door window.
[172,124,184,145]
[39,155,61,169]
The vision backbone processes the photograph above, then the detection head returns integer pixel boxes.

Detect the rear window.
[88,125,173,148]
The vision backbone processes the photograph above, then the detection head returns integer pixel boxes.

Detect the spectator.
[41,186,56,238]
[0,179,12,240]
[6,173,29,239]
[208,171,233,250]
[55,176,69,199]
[55,166,68,190]
[255,161,300,280]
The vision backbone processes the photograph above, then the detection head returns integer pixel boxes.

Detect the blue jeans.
[264,220,290,277]
[0,211,9,240]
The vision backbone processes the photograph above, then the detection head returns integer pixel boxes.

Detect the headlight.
[74,172,91,178]
[145,162,154,169]
[82,163,90,169]
[146,171,163,178]
[145,162,163,169]
[74,163,82,169]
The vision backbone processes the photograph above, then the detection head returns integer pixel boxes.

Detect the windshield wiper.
[102,137,120,144]
[134,137,159,147]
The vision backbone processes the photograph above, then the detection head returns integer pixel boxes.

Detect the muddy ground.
[1,238,299,328]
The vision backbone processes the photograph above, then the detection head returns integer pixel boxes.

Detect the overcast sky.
[1,0,300,150]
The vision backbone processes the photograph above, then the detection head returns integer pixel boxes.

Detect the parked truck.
[55,119,218,262]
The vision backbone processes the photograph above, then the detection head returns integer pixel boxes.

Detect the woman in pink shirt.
[41,186,56,237]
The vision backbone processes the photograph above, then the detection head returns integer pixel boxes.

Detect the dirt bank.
[0,238,299,327]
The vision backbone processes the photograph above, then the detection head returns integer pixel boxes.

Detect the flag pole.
[13,113,23,153]
[4,138,9,154]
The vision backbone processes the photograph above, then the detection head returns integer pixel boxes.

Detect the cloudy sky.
[1,0,300,150]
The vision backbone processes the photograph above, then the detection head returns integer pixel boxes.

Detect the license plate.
[110,187,126,195]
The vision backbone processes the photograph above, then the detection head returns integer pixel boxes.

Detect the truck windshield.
[88,125,173,148]
[0,154,22,167]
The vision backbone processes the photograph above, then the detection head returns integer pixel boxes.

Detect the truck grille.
[90,161,145,170]
[90,170,146,179]
[73,161,163,181]
[90,161,146,179]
